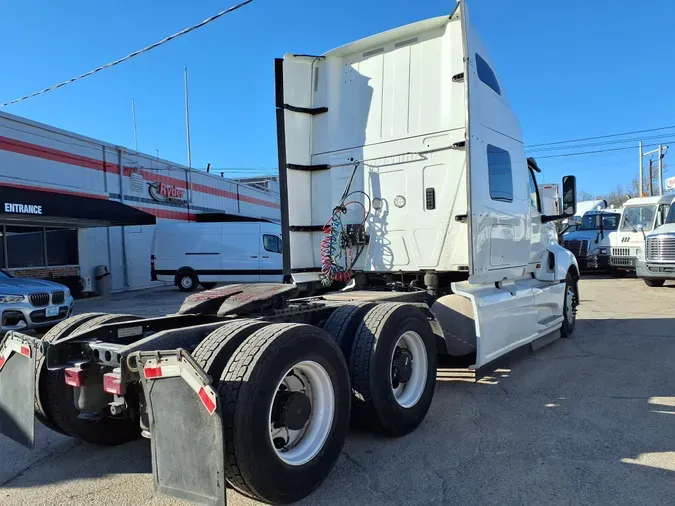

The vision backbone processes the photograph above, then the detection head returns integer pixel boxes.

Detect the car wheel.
[177,271,198,292]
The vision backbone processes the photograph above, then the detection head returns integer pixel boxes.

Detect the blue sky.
[2,0,675,194]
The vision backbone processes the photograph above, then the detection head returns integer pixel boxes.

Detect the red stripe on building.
[126,167,279,209]
[0,135,279,210]
[131,205,195,221]
[0,135,118,174]
[0,181,109,200]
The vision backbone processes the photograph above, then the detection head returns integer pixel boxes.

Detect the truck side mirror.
[562,176,577,217]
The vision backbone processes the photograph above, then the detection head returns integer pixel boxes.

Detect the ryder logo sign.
[148,182,186,203]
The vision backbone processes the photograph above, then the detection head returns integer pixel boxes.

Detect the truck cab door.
[462,2,530,284]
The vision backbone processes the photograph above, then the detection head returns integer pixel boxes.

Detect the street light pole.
[184,66,192,169]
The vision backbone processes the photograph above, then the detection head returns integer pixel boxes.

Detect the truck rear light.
[144,366,163,379]
[64,367,84,387]
[103,370,125,395]
[20,345,31,357]
[151,254,156,269]
[0,356,6,369]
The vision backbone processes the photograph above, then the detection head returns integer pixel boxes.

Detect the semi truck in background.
[636,198,675,286]
[562,208,621,273]
[611,195,674,276]
[563,199,608,234]
[0,3,581,505]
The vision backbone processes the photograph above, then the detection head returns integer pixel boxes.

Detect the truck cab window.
[487,145,513,202]
[475,53,501,95]
[657,204,669,227]
[621,205,656,232]
[528,169,541,212]
[263,234,282,253]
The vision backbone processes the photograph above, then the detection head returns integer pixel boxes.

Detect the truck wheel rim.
[390,331,428,408]
[268,360,334,466]
[565,286,575,324]
[181,277,192,289]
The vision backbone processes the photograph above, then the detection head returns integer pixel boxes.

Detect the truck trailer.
[0,3,580,505]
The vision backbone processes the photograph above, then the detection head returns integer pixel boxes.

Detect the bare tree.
[576,190,595,202]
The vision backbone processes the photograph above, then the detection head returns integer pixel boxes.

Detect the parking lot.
[1,276,674,505]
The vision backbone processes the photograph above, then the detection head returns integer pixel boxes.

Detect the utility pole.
[639,141,643,197]
[131,98,139,153]
[649,159,654,196]
[184,66,192,169]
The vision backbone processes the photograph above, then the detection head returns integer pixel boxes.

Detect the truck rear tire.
[45,314,143,445]
[219,323,350,504]
[35,312,109,435]
[177,270,198,292]
[560,274,578,338]
[192,319,268,380]
[322,302,376,359]
[644,279,666,287]
[350,303,437,437]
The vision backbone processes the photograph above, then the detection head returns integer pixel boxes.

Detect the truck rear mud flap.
[0,331,42,449]
[133,349,226,506]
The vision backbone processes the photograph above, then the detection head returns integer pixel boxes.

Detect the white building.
[0,111,280,294]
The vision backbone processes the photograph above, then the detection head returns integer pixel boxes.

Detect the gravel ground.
[1,277,674,505]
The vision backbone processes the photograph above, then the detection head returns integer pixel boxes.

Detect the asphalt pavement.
[1,277,674,505]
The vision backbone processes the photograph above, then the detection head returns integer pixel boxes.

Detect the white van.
[151,221,283,291]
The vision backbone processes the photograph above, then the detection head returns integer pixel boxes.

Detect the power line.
[526,124,675,148]
[534,139,675,160]
[0,0,254,108]
[526,131,675,153]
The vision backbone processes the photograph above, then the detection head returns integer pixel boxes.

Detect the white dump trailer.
[0,2,580,505]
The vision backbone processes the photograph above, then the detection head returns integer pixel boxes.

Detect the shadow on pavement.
[1,316,674,506]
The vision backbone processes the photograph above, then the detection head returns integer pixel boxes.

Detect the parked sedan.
[0,270,74,332]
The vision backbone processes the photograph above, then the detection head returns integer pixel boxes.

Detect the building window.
[475,53,501,95]
[46,228,79,266]
[487,145,513,203]
[2,226,78,269]
[6,226,45,268]
[263,234,282,253]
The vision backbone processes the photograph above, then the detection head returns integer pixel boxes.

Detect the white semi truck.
[610,195,674,275]
[0,3,580,505]
[636,198,675,286]
[562,208,621,273]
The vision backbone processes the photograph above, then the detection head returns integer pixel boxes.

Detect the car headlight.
[0,294,25,303]
[599,248,608,255]
[64,287,71,296]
